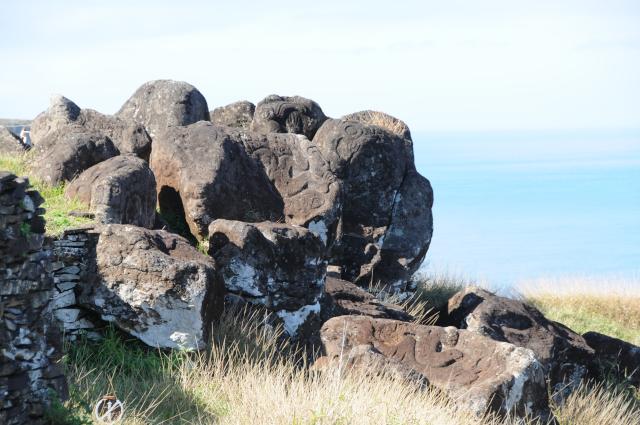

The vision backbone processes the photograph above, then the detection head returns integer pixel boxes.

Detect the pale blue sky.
[1,0,639,132]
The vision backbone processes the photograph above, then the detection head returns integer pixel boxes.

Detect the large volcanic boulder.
[64,155,157,228]
[116,79,209,139]
[30,131,119,185]
[150,121,283,240]
[211,100,255,129]
[583,331,640,386]
[313,119,433,287]
[251,95,327,139]
[79,224,224,349]
[30,95,151,158]
[320,276,413,322]
[208,219,326,337]
[447,287,595,395]
[237,130,341,244]
[317,316,549,419]
[0,126,26,154]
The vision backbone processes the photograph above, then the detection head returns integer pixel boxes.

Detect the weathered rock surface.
[30,132,119,185]
[150,121,283,240]
[320,276,413,322]
[342,110,412,140]
[64,155,157,228]
[447,287,595,394]
[317,315,549,419]
[31,95,151,158]
[208,219,326,337]
[313,119,432,287]
[79,224,224,349]
[251,95,327,139]
[583,331,640,386]
[237,130,341,243]
[116,79,209,139]
[211,101,255,129]
[0,126,26,154]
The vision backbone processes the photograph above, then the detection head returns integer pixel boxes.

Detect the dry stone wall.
[0,172,67,424]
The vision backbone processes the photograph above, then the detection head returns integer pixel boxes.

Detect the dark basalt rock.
[342,110,412,141]
[64,155,157,228]
[211,100,255,129]
[447,286,596,395]
[583,331,640,386]
[251,95,327,139]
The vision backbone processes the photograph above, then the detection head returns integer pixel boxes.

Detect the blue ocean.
[413,129,640,287]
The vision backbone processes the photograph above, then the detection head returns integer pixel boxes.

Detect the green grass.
[0,153,93,235]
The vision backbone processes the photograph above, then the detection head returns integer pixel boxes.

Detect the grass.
[0,153,93,235]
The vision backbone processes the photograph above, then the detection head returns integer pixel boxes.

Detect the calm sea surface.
[412,130,640,287]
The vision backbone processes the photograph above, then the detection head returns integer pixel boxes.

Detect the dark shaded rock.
[317,315,549,419]
[313,119,432,287]
[251,95,327,139]
[0,126,26,154]
[237,130,341,243]
[342,110,412,141]
[64,155,157,228]
[447,287,595,395]
[116,79,209,139]
[30,132,119,185]
[150,121,283,240]
[211,101,255,129]
[208,219,326,337]
[583,331,640,386]
[321,276,413,322]
[79,224,224,349]
[31,95,151,158]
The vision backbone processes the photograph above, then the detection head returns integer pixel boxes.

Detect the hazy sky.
[1,0,639,132]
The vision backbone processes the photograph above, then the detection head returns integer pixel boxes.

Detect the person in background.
[19,127,32,150]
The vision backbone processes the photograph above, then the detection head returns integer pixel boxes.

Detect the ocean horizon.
[413,128,640,288]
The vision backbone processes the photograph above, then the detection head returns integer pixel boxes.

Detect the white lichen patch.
[227,260,263,297]
[308,219,328,245]
[277,302,321,336]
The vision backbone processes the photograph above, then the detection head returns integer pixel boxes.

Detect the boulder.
[320,276,413,322]
[79,224,224,350]
[150,121,283,240]
[31,95,151,158]
[208,219,326,337]
[211,100,255,129]
[251,95,327,139]
[116,79,209,139]
[317,315,549,419]
[64,155,157,228]
[313,118,432,287]
[0,126,26,154]
[342,110,412,141]
[237,130,341,244]
[583,331,640,386]
[30,131,119,185]
[447,287,595,395]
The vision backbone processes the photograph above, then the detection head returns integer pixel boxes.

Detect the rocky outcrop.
[0,173,67,424]
[237,130,341,243]
[211,101,255,129]
[320,276,413,322]
[208,219,326,337]
[251,95,327,139]
[78,224,224,349]
[150,121,283,240]
[583,332,640,386]
[30,131,120,185]
[447,287,595,395]
[64,155,157,228]
[116,79,209,140]
[313,119,432,287]
[0,126,26,155]
[31,95,151,159]
[317,315,549,419]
